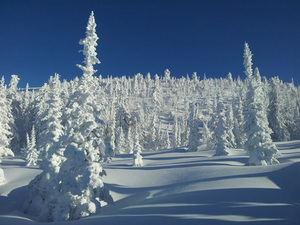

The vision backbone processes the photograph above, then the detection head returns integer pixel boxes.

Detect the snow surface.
[1,141,300,225]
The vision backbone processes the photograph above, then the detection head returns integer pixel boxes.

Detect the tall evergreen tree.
[7,75,22,153]
[214,94,229,156]
[0,77,14,183]
[233,96,245,148]
[268,77,290,141]
[25,12,113,221]
[0,77,14,159]
[244,67,280,165]
[77,11,100,77]
[243,42,253,78]
[225,104,236,148]
[187,103,201,151]
[25,125,38,166]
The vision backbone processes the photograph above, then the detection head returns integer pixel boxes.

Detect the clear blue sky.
[0,0,299,87]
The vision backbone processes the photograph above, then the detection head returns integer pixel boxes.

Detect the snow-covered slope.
[1,141,300,225]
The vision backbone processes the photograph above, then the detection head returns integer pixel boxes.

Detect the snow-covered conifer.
[243,42,253,78]
[25,126,38,166]
[7,75,22,153]
[164,69,171,84]
[162,128,171,150]
[227,72,233,84]
[244,68,280,165]
[268,77,290,141]
[24,13,113,221]
[233,96,245,148]
[36,74,64,161]
[132,129,143,167]
[126,126,134,154]
[225,104,236,148]
[172,116,180,148]
[153,74,163,105]
[201,121,214,150]
[77,11,100,77]
[214,94,229,156]
[115,126,126,154]
[0,77,14,160]
[0,77,14,183]
[187,103,201,151]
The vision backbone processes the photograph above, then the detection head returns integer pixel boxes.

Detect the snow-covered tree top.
[77,11,100,78]
[243,42,253,78]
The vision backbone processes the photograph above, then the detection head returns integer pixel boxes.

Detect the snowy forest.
[0,11,300,223]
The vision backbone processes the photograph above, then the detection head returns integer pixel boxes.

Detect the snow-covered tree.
[225,104,236,148]
[214,94,229,156]
[268,77,290,141]
[152,74,163,105]
[77,11,100,77]
[24,12,113,221]
[163,69,171,84]
[187,103,201,151]
[133,129,143,167]
[233,96,245,148]
[162,129,171,150]
[172,116,180,148]
[115,126,126,154]
[243,42,253,78]
[7,75,22,153]
[37,74,64,160]
[201,121,214,150]
[0,77,14,161]
[0,77,15,183]
[244,67,280,165]
[22,83,32,133]
[25,126,38,166]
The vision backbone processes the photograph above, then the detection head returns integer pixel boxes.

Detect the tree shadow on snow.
[102,162,300,225]
[0,185,28,214]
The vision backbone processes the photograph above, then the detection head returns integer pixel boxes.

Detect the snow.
[1,141,300,224]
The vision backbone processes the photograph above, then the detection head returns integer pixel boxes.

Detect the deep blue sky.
[0,0,299,87]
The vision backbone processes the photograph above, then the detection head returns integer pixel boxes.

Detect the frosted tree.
[22,83,32,134]
[163,68,171,84]
[201,121,214,150]
[187,103,201,151]
[33,83,50,146]
[154,122,163,150]
[233,96,245,148]
[243,42,253,78]
[225,104,236,148]
[148,115,158,150]
[7,75,22,153]
[268,77,290,141]
[152,74,163,105]
[0,77,14,183]
[227,72,233,84]
[132,129,143,167]
[126,126,134,154]
[77,11,100,77]
[214,94,229,156]
[37,74,64,160]
[162,129,171,150]
[25,126,39,166]
[244,67,280,166]
[0,77,14,159]
[171,116,179,148]
[24,12,113,221]
[115,126,126,154]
